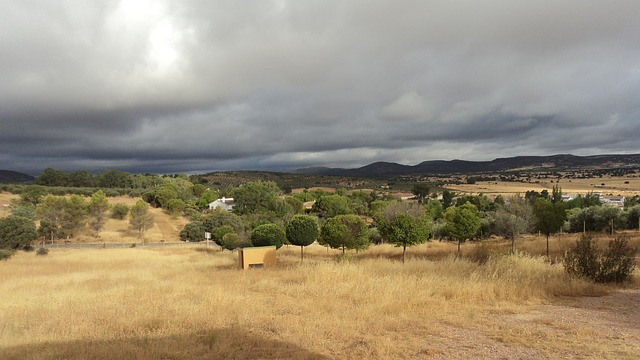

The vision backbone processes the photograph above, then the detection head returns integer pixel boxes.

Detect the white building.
[600,195,625,208]
[208,197,235,211]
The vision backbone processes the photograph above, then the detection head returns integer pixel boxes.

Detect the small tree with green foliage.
[180,221,205,242]
[0,216,37,250]
[533,198,566,257]
[285,215,319,261]
[129,200,154,240]
[251,223,285,249]
[444,202,481,256]
[212,225,235,248]
[312,194,351,218]
[222,233,241,251]
[88,190,111,238]
[411,183,430,203]
[111,203,129,220]
[319,214,369,254]
[382,213,430,263]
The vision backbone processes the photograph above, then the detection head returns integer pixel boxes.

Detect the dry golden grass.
[1,240,638,359]
[0,193,18,218]
[446,176,640,198]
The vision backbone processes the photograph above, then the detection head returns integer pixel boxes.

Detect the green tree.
[165,198,185,218]
[0,216,37,250]
[312,194,351,218]
[374,201,430,262]
[10,202,36,221]
[232,181,282,215]
[195,189,218,210]
[251,223,285,249]
[110,203,129,220]
[319,214,369,254]
[88,190,111,238]
[444,202,481,256]
[551,185,563,203]
[212,225,235,248]
[68,170,95,187]
[20,185,47,205]
[36,196,68,242]
[59,195,88,238]
[35,168,68,186]
[492,195,534,253]
[202,209,244,234]
[378,212,430,263]
[285,215,319,261]
[411,183,430,203]
[96,169,132,188]
[180,221,205,242]
[533,198,566,257]
[222,233,242,251]
[129,200,154,240]
[441,190,455,208]
[191,184,207,197]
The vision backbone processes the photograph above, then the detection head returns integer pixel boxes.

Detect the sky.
[1,0,639,176]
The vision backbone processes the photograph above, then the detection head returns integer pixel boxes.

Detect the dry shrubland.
[1,239,638,359]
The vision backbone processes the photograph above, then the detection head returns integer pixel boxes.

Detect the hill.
[295,154,640,177]
[0,170,34,184]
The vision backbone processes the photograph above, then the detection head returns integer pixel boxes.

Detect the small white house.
[208,197,235,211]
[600,195,625,208]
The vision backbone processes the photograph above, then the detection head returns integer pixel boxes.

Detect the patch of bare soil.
[425,289,640,359]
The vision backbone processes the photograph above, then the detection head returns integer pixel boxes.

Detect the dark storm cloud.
[1,0,639,175]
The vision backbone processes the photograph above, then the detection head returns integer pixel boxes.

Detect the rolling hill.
[0,170,34,184]
[296,154,640,177]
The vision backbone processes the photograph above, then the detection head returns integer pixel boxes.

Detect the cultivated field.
[446,175,640,198]
[1,240,638,359]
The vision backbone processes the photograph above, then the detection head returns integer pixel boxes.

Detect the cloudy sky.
[1,0,639,175]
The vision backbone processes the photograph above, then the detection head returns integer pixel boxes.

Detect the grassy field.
[1,239,638,359]
[446,176,640,198]
[1,193,188,244]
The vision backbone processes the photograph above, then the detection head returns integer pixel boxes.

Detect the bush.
[563,235,636,283]
[180,221,205,242]
[250,223,285,249]
[36,247,49,256]
[597,237,637,283]
[111,203,129,220]
[0,249,14,261]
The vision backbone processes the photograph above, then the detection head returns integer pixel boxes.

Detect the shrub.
[222,233,240,251]
[0,249,14,261]
[111,203,129,220]
[250,223,285,249]
[597,237,637,283]
[563,235,636,283]
[36,247,49,256]
[180,221,205,242]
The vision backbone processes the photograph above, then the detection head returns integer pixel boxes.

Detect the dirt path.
[427,289,640,359]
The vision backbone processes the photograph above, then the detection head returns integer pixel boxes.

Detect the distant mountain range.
[296,154,640,177]
[0,170,34,184]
